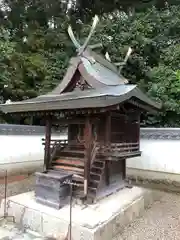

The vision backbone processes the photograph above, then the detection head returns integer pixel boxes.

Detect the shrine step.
[73,190,96,200]
[90,172,101,181]
[67,144,85,151]
[89,179,99,188]
[76,183,97,191]
[52,165,84,174]
[91,167,103,175]
[71,168,102,198]
[53,158,85,167]
[60,149,85,158]
[49,157,105,200]
[73,183,98,198]
[47,170,84,185]
[92,160,104,168]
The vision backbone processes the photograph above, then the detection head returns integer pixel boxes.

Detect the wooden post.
[137,113,140,150]
[44,115,52,171]
[83,117,92,197]
[68,124,71,143]
[105,113,111,186]
[122,158,126,180]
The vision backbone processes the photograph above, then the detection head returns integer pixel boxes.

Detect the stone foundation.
[0,187,163,240]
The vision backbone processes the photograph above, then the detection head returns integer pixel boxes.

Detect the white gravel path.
[114,192,180,240]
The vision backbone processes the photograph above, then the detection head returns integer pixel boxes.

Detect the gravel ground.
[0,175,35,201]
[114,192,180,240]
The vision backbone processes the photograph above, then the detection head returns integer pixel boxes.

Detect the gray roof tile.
[0,85,161,113]
[0,50,161,114]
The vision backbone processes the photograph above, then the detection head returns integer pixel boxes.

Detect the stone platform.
[0,219,43,240]
[0,187,163,240]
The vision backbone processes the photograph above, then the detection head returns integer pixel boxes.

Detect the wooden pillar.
[122,158,126,180]
[83,117,92,197]
[137,113,140,150]
[105,113,111,186]
[44,116,52,171]
[68,124,71,143]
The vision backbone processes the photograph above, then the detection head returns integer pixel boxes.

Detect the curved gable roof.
[0,85,161,113]
[0,49,161,114]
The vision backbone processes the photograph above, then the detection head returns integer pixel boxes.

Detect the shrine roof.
[0,15,162,115]
[0,83,161,113]
[49,49,128,95]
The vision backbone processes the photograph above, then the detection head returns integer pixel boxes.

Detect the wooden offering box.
[35,170,73,209]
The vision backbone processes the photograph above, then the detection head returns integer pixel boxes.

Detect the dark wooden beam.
[83,117,92,197]
[122,159,126,180]
[111,112,127,118]
[105,112,111,186]
[128,99,157,114]
[44,116,52,170]
[52,117,100,125]
[136,113,140,150]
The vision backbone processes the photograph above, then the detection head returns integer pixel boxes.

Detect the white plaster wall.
[1,135,44,164]
[127,139,180,174]
[0,134,67,176]
[1,132,180,179]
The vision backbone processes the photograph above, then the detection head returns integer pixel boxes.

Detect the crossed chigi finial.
[68,15,102,56]
[68,15,133,73]
[105,47,133,73]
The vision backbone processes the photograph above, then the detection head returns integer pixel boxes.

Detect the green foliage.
[86,6,180,126]
[0,0,180,126]
[0,20,73,102]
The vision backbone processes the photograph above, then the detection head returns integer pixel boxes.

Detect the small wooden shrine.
[0,16,161,208]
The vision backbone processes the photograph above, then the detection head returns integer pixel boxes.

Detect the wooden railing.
[42,139,87,149]
[42,139,140,160]
[49,139,67,148]
[98,142,140,158]
[90,142,98,165]
[110,142,139,152]
[42,139,68,166]
[42,138,68,146]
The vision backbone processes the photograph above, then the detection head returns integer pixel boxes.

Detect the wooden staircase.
[87,159,105,199]
[49,141,105,200]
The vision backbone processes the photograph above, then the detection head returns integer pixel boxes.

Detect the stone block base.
[0,187,163,240]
